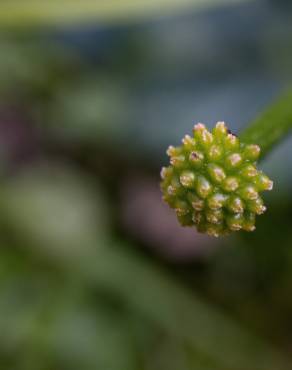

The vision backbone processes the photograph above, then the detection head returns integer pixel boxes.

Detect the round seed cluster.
[160,122,273,237]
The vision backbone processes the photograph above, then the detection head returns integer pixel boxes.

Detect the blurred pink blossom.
[120,175,220,261]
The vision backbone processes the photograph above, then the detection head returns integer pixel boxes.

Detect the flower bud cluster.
[160,122,273,237]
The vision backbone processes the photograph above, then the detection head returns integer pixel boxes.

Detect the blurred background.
[0,1,292,369]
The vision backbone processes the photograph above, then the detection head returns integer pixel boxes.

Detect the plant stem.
[240,89,292,159]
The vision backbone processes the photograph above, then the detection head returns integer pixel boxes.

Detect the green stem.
[240,89,292,159]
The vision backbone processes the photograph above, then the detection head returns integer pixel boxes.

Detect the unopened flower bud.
[161,122,273,236]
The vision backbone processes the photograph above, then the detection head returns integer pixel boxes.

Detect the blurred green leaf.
[0,256,140,370]
[1,0,254,28]
[46,295,138,370]
[0,40,81,97]
[0,161,291,370]
[0,164,108,263]
[49,78,131,144]
[0,162,291,369]
[87,244,292,370]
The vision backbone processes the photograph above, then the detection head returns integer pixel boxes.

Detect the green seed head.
[160,122,273,237]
